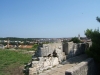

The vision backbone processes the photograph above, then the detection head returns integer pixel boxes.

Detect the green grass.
[0,49,32,75]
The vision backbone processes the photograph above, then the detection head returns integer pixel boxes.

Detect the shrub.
[85,29,100,62]
[70,37,82,43]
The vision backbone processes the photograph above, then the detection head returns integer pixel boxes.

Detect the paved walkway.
[39,54,88,75]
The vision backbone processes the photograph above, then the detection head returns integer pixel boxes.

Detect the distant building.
[78,34,80,40]
[0,44,4,49]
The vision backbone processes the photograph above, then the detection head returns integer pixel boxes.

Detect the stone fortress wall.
[35,43,63,56]
[28,41,92,75]
[36,41,91,59]
[63,42,86,58]
[35,42,66,62]
[29,43,66,75]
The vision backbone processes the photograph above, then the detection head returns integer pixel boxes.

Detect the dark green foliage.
[70,37,81,43]
[0,37,35,41]
[0,42,7,46]
[96,16,100,23]
[84,29,93,39]
[85,29,100,62]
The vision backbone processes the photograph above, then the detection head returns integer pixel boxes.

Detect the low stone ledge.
[65,58,96,75]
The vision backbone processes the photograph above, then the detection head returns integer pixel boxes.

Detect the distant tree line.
[0,37,40,45]
[0,37,37,41]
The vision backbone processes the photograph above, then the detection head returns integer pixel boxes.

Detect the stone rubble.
[24,42,91,75]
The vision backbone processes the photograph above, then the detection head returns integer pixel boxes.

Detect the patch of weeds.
[0,49,32,75]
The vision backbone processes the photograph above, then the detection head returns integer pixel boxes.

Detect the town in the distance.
[0,34,90,49]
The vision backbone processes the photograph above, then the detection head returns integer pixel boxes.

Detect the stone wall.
[36,43,63,57]
[29,57,59,75]
[36,42,90,59]
[63,42,86,58]
[35,43,66,62]
[65,58,97,75]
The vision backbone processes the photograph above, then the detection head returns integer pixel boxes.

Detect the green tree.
[96,16,100,23]
[85,17,100,62]
[85,29,100,62]
[70,37,81,43]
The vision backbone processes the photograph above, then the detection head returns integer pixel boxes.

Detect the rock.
[29,67,37,75]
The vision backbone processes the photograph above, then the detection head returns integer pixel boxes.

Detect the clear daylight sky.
[0,0,100,38]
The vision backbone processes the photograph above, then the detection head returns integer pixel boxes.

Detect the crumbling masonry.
[24,42,91,75]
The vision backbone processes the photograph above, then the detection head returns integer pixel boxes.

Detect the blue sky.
[0,0,100,38]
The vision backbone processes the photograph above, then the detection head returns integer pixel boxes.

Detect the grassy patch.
[0,49,32,75]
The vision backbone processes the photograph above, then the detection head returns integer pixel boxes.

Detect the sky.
[0,0,100,38]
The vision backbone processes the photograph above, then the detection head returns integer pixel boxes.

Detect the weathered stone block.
[65,58,97,75]
[29,67,37,75]
[52,57,59,66]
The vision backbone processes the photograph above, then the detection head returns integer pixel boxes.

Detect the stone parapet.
[65,58,97,75]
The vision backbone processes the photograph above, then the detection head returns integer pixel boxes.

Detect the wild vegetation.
[85,16,100,62]
[0,49,32,75]
[70,37,82,43]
